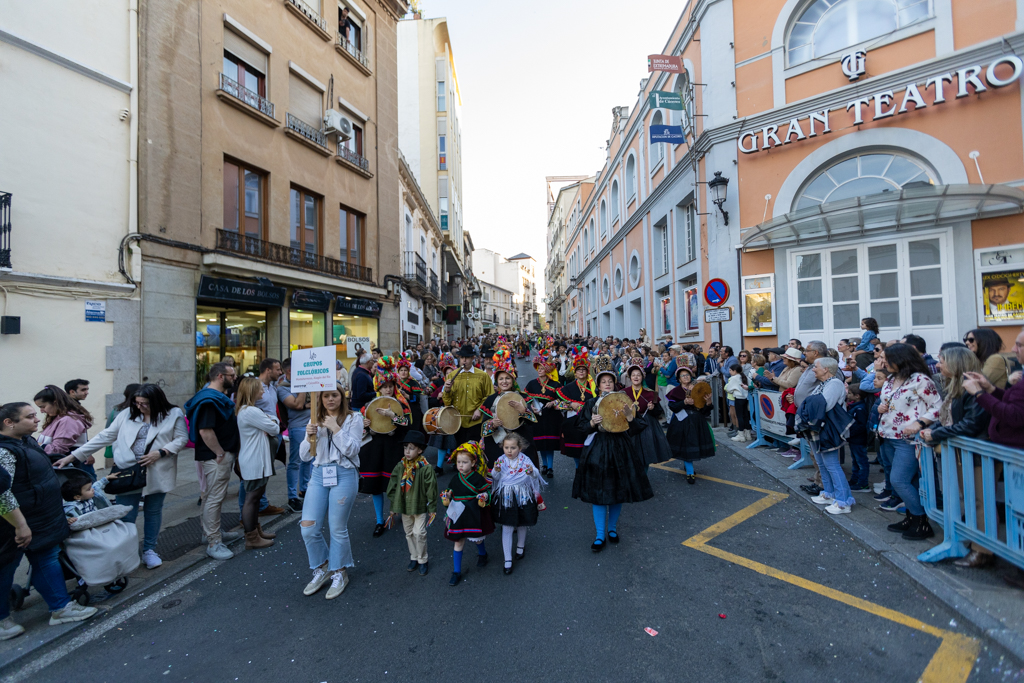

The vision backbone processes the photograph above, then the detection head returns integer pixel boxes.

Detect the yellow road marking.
[658,467,980,682]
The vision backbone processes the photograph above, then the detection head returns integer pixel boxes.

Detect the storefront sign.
[84,300,106,322]
[738,55,1024,154]
[334,296,382,318]
[290,345,338,392]
[742,274,775,336]
[648,55,683,73]
[976,244,1024,325]
[445,305,462,324]
[345,336,371,358]
[650,125,685,143]
[198,275,285,307]
[841,50,866,81]
[292,289,333,312]
[755,390,788,437]
[648,90,683,110]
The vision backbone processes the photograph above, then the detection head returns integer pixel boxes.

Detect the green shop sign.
[648,91,683,110]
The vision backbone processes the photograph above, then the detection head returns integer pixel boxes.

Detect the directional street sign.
[704,306,733,323]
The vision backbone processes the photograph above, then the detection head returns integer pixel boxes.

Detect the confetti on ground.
[645,627,658,636]
[718,614,727,619]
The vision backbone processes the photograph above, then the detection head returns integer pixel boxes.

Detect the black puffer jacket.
[0,434,70,556]
[927,391,991,442]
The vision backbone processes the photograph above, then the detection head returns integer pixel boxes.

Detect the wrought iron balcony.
[336,34,370,70]
[286,113,329,151]
[337,144,370,172]
[402,251,428,295]
[284,0,328,33]
[216,229,372,284]
[429,271,440,300]
[218,73,274,119]
[0,192,10,269]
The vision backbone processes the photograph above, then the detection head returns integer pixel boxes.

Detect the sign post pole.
[290,345,339,460]
[308,394,319,459]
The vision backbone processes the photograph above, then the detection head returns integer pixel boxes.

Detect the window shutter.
[438,177,448,198]
[289,73,322,126]
[436,117,446,135]
[224,29,268,74]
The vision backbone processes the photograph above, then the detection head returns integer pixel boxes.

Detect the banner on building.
[650,125,685,144]
[648,55,683,73]
[755,390,788,437]
[648,90,683,110]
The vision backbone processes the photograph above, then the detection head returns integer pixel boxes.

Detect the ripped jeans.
[300,464,358,572]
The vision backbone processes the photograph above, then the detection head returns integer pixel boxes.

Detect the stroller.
[10,470,140,610]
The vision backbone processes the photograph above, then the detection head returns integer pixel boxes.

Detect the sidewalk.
[0,448,296,672]
[717,427,1024,662]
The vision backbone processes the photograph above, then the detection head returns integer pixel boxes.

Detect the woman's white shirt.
[299,412,362,468]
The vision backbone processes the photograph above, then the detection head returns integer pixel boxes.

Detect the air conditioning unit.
[323,110,353,140]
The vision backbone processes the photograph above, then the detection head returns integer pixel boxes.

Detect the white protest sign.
[290,345,338,392]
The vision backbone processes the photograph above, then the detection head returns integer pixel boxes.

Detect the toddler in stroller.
[58,469,140,601]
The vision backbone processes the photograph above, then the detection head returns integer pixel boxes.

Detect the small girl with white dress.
[490,432,545,575]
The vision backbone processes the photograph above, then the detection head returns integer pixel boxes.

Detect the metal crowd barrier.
[918,436,1024,570]
[709,375,724,427]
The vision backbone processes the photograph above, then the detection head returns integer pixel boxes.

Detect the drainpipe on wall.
[129,0,141,382]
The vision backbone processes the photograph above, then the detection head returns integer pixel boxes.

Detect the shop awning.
[740,183,1024,252]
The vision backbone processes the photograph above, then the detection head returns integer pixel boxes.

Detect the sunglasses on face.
[963,336,975,343]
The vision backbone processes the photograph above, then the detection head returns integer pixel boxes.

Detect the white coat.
[236,405,280,481]
[72,408,188,495]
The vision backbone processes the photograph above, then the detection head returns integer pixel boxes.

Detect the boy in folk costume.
[385,431,438,576]
[359,356,411,538]
[440,441,494,587]
[556,347,598,467]
[523,350,563,478]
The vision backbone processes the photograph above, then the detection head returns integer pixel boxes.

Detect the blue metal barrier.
[918,436,1024,569]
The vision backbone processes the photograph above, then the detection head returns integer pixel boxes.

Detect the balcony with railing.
[285,113,331,156]
[216,73,277,127]
[216,229,372,284]
[283,0,330,40]
[335,34,371,74]
[402,251,430,298]
[429,271,440,302]
[336,143,372,177]
[0,192,11,269]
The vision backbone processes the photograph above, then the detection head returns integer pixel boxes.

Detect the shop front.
[195,275,285,389]
[289,289,331,352]
[332,295,381,362]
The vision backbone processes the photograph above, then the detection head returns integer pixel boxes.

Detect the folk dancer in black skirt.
[666,367,716,484]
[396,352,424,434]
[491,431,545,574]
[359,356,410,537]
[441,441,494,586]
[480,350,538,469]
[571,358,653,552]
[556,347,597,468]
[523,350,563,478]
[624,361,672,471]
[427,352,459,475]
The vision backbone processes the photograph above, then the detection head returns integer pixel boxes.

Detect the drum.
[366,396,404,434]
[423,406,461,435]
[595,392,634,433]
[690,382,713,410]
[494,391,528,430]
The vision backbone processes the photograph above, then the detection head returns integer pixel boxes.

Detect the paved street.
[4,359,1020,683]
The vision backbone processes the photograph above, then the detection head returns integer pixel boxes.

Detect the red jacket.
[975,381,1024,449]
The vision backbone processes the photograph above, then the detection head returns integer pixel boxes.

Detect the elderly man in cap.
[442,345,495,445]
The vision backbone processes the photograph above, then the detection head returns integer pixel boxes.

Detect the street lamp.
[471,290,481,312]
[708,171,730,225]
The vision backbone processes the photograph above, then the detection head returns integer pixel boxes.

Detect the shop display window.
[195,306,266,389]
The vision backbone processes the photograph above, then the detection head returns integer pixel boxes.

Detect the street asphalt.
[12,358,1024,682]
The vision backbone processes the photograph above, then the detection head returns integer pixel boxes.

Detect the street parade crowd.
[0,321,1022,640]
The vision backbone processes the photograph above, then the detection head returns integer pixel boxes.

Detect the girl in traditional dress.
[427,352,459,475]
[556,347,597,467]
[440,441,494,587]
[359,357,410,537]
[666,367,716,485]
[480,350,537,469]
[396,352,424,434]
[491,432,545,575]
[572,358,653,552]
[624,362,672,470]
[523,351,563,478]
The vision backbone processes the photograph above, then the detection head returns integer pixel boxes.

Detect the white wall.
[396,21,421,181]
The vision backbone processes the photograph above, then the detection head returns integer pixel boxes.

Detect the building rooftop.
[508,253,533,260]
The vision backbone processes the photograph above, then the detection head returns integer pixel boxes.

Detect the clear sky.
[417,0,687,300]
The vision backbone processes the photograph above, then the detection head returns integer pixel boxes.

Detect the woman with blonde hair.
[235,377,280,550]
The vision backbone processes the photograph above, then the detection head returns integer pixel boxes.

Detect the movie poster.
[684,286,699,331]
[744,292,774,334]
[982,270,1024,323]
[660,297,672,335]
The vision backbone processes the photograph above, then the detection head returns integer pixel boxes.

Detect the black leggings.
[734,398,751,431]
[242,486,266,533]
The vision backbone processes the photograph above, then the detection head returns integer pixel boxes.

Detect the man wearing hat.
[385,431,437,576]
[754,347,785,389]
[442,346,495,446]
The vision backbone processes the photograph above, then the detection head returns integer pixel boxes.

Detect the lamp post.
[708,171,730,225]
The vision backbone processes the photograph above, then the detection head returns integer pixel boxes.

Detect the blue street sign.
[649,125,685,144]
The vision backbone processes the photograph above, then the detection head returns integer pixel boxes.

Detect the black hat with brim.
[402,430,428,449]
[458,345,477,358]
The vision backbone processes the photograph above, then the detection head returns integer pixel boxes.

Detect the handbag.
[105,462,147,495]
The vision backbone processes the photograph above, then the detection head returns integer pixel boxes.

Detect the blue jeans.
[301,465,358,572]
[813,447,854,507]
[539,451,554,470]
[0,545,70,620]
[878,438,896,492]
[287,432,312,499]
[849,443,869,487]
[117,491,167,552]
[890,440,923,515]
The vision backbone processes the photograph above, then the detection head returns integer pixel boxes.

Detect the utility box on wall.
[0,316,20,335]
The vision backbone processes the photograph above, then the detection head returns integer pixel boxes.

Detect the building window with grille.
[223,159,265,238]
[223,33,267,98]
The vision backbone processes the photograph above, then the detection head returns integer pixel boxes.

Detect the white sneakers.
[49,602,98,626]
[811,494,834,505]
[731,430,752,442]
[825,502,852,515]
[304,566,330,596]
[0,617,24,640]
[206,543,233,561]
[325,569,348,599]
[142,550,162,569]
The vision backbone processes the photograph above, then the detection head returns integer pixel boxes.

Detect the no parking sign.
[703,279,729,307]
[755,390,787,437]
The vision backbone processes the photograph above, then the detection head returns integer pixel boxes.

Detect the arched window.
[649,112,665,169]
[582,227,588,257]
[787,0,930,66]
[611,181,620,223]
[625,155,637,200]
[674,72,693,133]
[589,219,596,251]
[794,152,937,210]
[600,200,608,236]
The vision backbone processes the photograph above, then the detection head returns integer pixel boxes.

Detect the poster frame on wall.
[660,296,672,336]
[683,286,699,332]
[975,243,1024,326]
[741,273,776,337]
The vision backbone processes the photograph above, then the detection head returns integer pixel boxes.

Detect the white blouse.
[299,412,363,468]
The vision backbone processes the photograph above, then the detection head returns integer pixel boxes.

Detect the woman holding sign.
[298,384,362,600]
